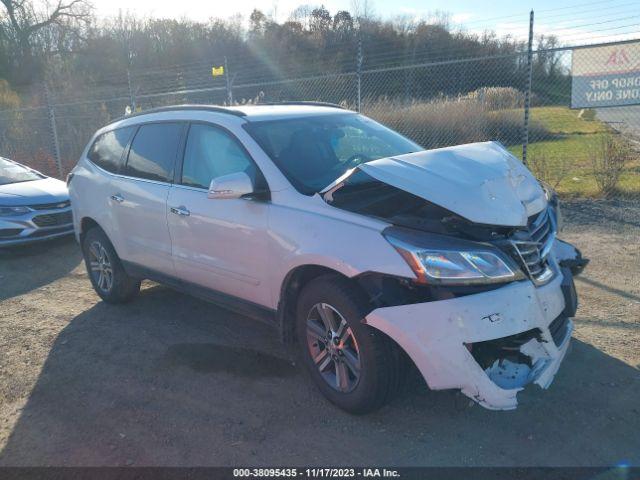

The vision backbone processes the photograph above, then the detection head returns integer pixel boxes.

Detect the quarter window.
[181,124,255,189]
[125,123,183,182]
[88,127,136,173]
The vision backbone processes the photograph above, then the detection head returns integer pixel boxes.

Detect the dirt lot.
[0,199,639,467]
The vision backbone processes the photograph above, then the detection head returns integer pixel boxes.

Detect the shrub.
[0,80,20,110]
[590,134,634,198]
[527,152,570,189]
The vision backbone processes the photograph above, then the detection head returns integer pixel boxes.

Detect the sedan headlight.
[385,229,525,286]
[0,205,31,217]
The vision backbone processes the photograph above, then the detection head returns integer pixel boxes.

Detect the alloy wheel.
[306,302,361,393]
[88,241,113,292]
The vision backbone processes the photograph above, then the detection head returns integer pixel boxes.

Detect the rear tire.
[82,227,140,303]
[296,274,402,414]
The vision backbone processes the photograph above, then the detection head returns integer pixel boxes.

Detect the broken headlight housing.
[384,227,526,286]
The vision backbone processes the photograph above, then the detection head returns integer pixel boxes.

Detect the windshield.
[0,158,44,186]
[244,113,421,194]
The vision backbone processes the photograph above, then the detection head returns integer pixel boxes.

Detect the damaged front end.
[323,142,588,409]
[363,262,577,410]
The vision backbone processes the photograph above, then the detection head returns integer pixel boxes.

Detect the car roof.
[232,103,351,121]
[113,103,352,125]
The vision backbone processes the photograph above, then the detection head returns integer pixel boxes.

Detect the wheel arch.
[79,216,102,241]
[277,264,362,344]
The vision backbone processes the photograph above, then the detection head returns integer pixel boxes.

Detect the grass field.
[508,106,640,198]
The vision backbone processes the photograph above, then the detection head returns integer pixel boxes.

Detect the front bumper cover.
[364,240,581,410]
[0,206,73,247]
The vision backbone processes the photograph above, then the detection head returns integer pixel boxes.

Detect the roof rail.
[112,104,246,123]
[256,101,346,110]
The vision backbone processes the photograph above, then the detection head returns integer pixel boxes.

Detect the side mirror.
[208,171,254,199]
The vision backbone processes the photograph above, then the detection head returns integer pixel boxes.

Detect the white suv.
[69,103,587,413]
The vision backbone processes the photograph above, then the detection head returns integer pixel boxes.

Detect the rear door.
[166,122,271,307]
[78,126,136,244]
[109,122,185,275]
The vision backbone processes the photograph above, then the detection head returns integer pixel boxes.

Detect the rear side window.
[88,127,135,173]
[124,123,183,182]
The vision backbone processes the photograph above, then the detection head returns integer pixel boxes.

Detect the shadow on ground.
[0,236,81,301]
[1,284,639,467]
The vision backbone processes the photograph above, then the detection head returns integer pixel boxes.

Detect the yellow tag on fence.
[212,66,225,77]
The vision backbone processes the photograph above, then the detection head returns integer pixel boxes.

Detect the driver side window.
[181,124,256,189]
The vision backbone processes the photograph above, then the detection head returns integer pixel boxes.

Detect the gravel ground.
[0,199,638,467]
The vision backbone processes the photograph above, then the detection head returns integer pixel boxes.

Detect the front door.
[167,123,271,307]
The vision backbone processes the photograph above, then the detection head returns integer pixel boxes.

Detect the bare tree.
[1,0,92,62]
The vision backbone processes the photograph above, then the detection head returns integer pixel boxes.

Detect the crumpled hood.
[358,141,546,227]
[0,177,69,206]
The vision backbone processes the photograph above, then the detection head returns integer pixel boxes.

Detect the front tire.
[296,275,402,414]
[82,227,140,303]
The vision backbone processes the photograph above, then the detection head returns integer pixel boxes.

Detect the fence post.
[356,37,363,112]
[44,83,63,179]
[522,9,534,166]
[127,68,137,112]
[224,56,233,105]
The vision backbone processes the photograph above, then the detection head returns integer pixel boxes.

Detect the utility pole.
[522,9,534,166]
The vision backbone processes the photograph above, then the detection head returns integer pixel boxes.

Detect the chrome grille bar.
[509,207,557,286]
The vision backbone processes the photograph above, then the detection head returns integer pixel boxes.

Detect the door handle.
[170,206,190,217]
[110,193,124,203]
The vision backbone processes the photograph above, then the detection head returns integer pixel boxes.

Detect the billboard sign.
[571,41,640,109]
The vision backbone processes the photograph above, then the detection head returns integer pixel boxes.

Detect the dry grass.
[364,93,551,149]
[465,86,523,110]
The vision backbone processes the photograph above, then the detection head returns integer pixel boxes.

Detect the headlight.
[0,206,30,216]
[385,229,525,286]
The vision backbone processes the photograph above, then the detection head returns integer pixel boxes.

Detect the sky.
[92,0,639,45]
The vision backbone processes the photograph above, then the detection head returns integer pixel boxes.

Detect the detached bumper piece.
[468,314,571,392]
[555,239,590,276]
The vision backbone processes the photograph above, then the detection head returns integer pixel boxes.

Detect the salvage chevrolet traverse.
[69,103,588,413]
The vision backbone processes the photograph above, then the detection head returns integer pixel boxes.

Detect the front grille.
[0,228,23,238]
[32,211,73,227]
[30,200,71,210]
[509,208,556,285]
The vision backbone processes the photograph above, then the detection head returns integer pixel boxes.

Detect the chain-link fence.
[1,37,639,202]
